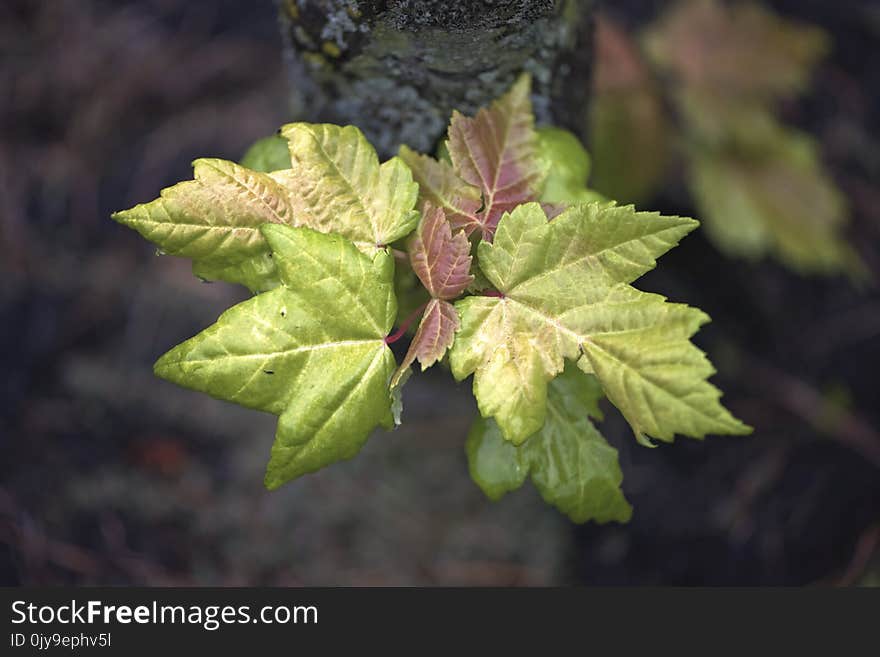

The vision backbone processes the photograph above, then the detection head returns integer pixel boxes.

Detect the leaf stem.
[481,289,505,298]
[385,301,429,344]
[390,248,409,264]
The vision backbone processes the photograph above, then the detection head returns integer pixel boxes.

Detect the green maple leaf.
[450,201,750,445]
[113,124,419,293]
[467,363,632,524]
[153,224,398,489]
[280,123,420,249]
[112,158,296,292]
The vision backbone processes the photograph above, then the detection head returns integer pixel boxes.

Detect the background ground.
[1,0,878,585]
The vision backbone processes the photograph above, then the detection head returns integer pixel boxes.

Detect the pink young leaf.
[409,203,474,300]
[392,299,460,385]
[447,74,545,240]
[398,145,482,234]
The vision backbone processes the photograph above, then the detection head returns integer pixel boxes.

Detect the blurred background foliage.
[1,0,878,585]
[591,0,864,276]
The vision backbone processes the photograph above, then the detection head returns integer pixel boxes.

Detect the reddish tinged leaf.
[447,75,545,240]
[392,205,473,386]
[392,299,459,385]
[409,204,474,300]
[398,145,482,234]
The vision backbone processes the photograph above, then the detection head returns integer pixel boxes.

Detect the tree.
[278,0,595,155]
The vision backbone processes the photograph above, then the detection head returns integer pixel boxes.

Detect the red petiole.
[385,301,429,344]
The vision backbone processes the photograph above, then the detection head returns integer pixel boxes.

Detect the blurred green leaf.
[590,18,672,204]
[537,126,605,204]
[627,0,862,278]
[643,0,829,103]
[240,134,292,172]
[688,124,865,277]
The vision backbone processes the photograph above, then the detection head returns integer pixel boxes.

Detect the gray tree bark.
[278,0,595,157]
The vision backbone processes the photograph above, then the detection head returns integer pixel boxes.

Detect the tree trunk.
[278,0,595,157]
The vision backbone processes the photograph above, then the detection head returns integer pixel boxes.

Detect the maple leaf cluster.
[113,75,750,523]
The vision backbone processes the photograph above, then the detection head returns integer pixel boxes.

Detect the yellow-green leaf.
[281,123,420,248]
[450,202,750,444]
[153,225,398,489]
[112,158,294,292]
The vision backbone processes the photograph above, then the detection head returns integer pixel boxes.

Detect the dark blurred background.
[1,0,878,585]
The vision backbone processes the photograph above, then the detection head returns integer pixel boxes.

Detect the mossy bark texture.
[279,0,594,157]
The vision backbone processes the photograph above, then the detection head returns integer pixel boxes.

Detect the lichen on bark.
[278,0,594,157]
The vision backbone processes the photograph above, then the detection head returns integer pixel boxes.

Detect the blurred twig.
[836,523,880,586]
[744,358,880,468]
